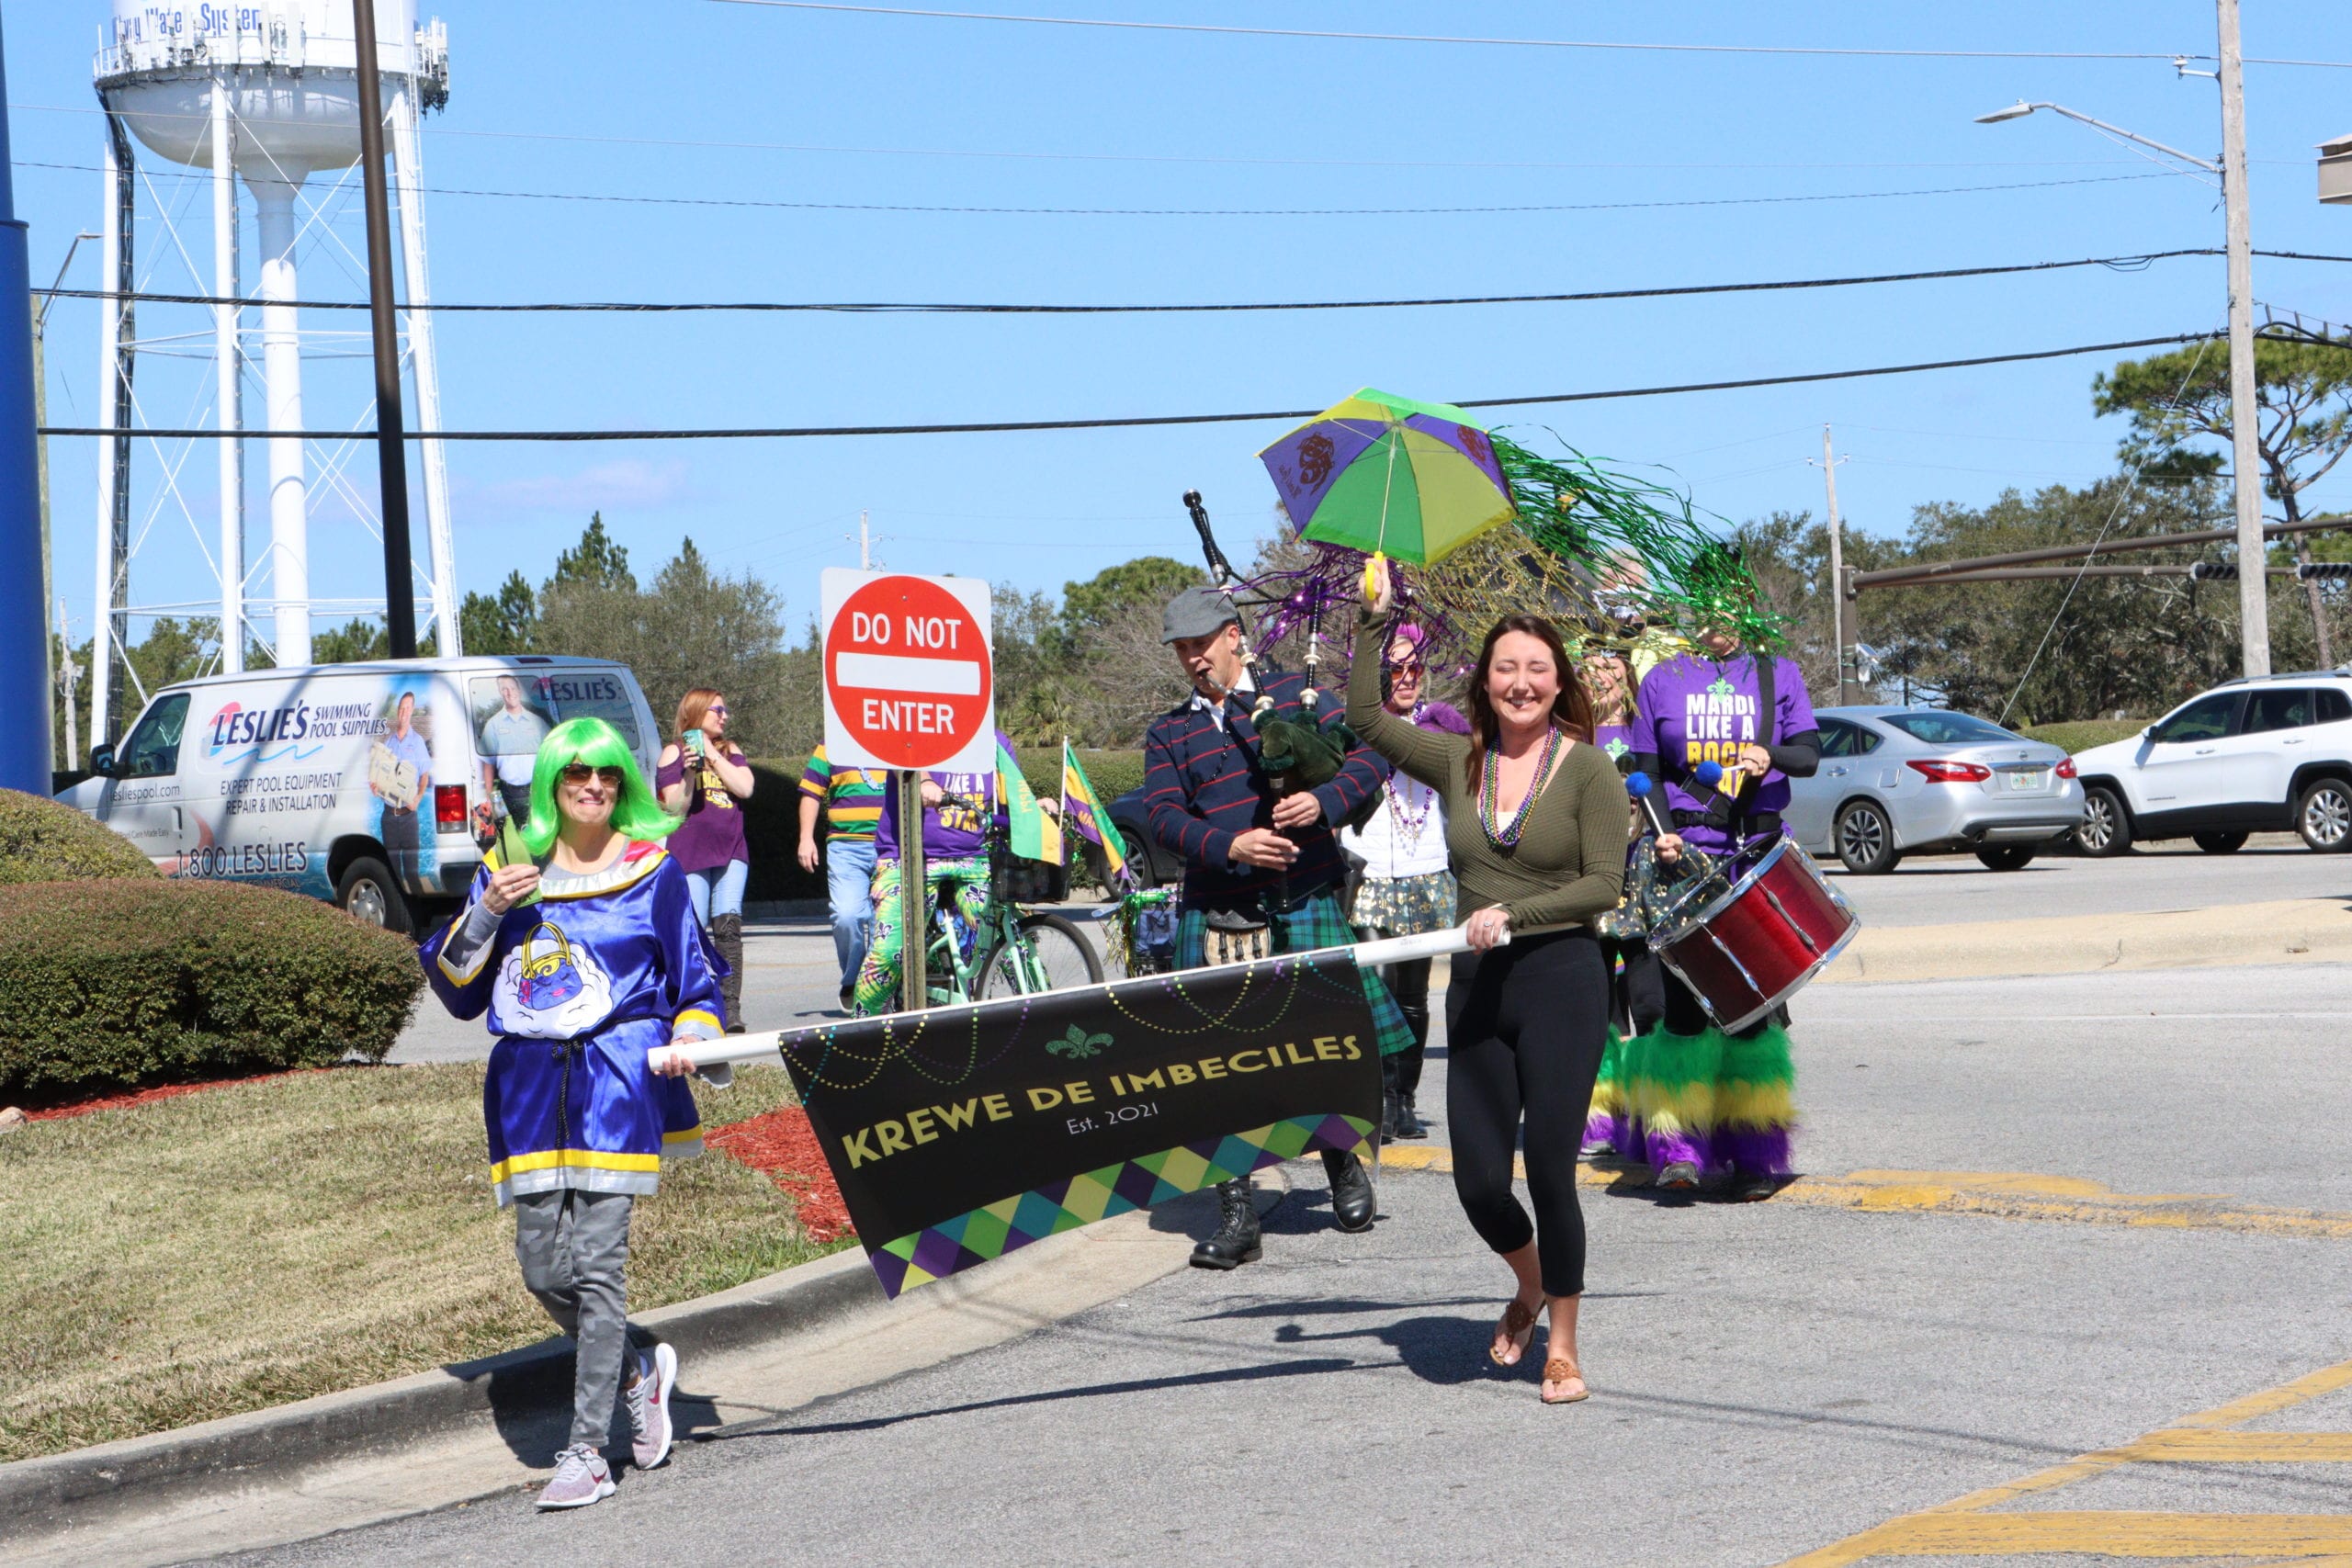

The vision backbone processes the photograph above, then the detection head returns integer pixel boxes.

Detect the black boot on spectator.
[1392,1002,1431,1138]
[711,913,746,1033]
[1190,1179,1261,1269]
[1322,1148,1376,1233]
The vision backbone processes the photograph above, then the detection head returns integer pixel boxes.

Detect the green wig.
[520,716,681,857]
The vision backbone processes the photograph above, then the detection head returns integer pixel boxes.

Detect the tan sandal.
[1488,1296,1543,1367]
[1541,1358,1590,1404]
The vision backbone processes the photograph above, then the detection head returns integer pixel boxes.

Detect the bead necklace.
[1477,724,1563,849]
[1381,702,1439,845]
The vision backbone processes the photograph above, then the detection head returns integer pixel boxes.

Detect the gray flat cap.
[1162,584,1240,643]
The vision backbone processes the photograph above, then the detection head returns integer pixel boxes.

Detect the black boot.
[1190,1179,1262,1269]
[711,913,746,1033]
[1380,1055,1402,1141]
[1392,1003,1430,1139]
[1322,1148,1376,1233]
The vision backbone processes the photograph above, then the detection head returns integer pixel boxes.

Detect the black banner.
[778,951,1381,1296]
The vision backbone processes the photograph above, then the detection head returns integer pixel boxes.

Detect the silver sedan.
[1782,706,2086,874]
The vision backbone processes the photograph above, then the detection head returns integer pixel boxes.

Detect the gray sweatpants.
[514,1189,635,1450]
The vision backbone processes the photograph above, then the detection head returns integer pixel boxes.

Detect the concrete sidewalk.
[1818,893,2352,984]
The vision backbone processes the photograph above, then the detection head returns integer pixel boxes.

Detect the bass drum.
[1649,838,1859,1032]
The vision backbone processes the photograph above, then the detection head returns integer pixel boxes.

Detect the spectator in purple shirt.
[852,732,1013,1017]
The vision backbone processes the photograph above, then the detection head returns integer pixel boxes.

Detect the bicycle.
[904,790,1103,1007]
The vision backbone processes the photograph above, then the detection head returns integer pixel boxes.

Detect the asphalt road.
[249,963,2352,1567]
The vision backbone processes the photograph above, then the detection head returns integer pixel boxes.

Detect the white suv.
[2069,674,2352,855]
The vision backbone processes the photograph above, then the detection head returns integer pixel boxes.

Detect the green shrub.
[0,880,424,1099]
[0,789,161,885]
[740,750,1147,904]
[2020,719,2146,754]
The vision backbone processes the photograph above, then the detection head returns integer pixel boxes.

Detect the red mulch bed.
[14,1069,855,1243]
[18,1068,320,1122]
[708,1105,855,1242]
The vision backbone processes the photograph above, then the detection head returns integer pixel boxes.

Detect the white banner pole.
[649,919,1572,1074]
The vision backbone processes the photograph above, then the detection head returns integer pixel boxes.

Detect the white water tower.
[88,0,459,742]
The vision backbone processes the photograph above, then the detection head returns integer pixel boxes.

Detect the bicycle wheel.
[978,912,1105,998]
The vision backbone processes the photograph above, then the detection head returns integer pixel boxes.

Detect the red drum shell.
[1650,839,1858,1032]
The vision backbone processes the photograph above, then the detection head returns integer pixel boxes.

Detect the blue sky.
[9,0,2352,654]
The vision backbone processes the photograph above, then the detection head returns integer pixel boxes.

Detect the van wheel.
[1835,801,1902,874]
[2296,779,2352,853]
[1975,846,2036,872]
[337,856,412,933]
[2075,785,2133,857]
[2192,830,2249,854]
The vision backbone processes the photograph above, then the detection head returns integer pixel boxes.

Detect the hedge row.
[2018,719,2147,755]
[0,879,424,1099]
[738,749,1145,904]
[0,789,162,885]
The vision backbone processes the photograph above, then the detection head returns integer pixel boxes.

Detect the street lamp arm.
[1978,100,2221,174]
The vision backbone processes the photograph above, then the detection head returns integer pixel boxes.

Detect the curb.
[0,1246,883,1545]
[1816,895,2352,985]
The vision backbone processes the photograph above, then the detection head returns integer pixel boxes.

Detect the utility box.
[2324,133,2352,205]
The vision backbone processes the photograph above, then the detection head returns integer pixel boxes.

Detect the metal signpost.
[820,569,996,1013]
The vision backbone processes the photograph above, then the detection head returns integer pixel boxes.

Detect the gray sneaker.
[627,1342,677,1471]
[537,1443,615,1510]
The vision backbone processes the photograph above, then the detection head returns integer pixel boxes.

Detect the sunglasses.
[559,764,626,787]
[707,704,728,716]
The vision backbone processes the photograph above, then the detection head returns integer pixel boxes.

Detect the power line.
[15,157,2182,219]
[0,101,2155,174]
[36,330,2217,442]
[707,1,2233,62]
[43,247,2325,316]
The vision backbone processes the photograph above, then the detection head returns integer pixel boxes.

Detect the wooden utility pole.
[352,0,416,658]
[2218,0,2270,677]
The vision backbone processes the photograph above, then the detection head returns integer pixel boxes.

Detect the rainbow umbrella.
[1258,388,1516,569]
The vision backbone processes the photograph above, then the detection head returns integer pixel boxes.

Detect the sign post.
[820,569,996,1014]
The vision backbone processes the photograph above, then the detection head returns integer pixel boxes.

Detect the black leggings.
[1444,929,1611,1298]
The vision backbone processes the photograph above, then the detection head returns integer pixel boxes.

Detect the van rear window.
[520,671,640,748]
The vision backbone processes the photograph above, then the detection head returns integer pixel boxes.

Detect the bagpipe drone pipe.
[1182,490,1361,799]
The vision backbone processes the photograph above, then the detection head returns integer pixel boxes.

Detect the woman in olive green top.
[1350,563,1627,1405]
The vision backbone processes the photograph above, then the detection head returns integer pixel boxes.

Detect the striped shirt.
[798,746,886,842]
[1140,668,1388,906]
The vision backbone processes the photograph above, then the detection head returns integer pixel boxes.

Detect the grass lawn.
[2020,717,2146,753]
[0,1062,834,1464]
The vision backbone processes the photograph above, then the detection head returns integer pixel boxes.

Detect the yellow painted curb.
[1815,895,2352,985]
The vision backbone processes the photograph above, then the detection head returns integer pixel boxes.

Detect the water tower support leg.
[253,178,309,666]
[212,75,243,674]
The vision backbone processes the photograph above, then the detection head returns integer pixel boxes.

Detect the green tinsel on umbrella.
[1490,431,1789,653]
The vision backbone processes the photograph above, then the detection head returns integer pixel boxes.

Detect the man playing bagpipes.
[1142,584,1416,1269]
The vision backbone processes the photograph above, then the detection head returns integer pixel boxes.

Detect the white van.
[56,657,662,932]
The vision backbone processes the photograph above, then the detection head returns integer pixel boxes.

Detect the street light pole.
[352,0,417,660]
[2217,0,2269,677]
[1813,425,1853,704]
[1975,57,2271,679]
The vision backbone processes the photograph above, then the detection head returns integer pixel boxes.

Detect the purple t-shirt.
[1591,721,1636,771]
[657,743,751,874]
[875,730,1014,863]
[1635,653,1815,837]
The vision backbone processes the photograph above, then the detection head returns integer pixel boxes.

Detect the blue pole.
[0,15,48,795]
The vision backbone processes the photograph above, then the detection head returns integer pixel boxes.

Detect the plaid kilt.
[1175,890,1414,1057]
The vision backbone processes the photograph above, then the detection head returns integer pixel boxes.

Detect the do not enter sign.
[820,569,995,772]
